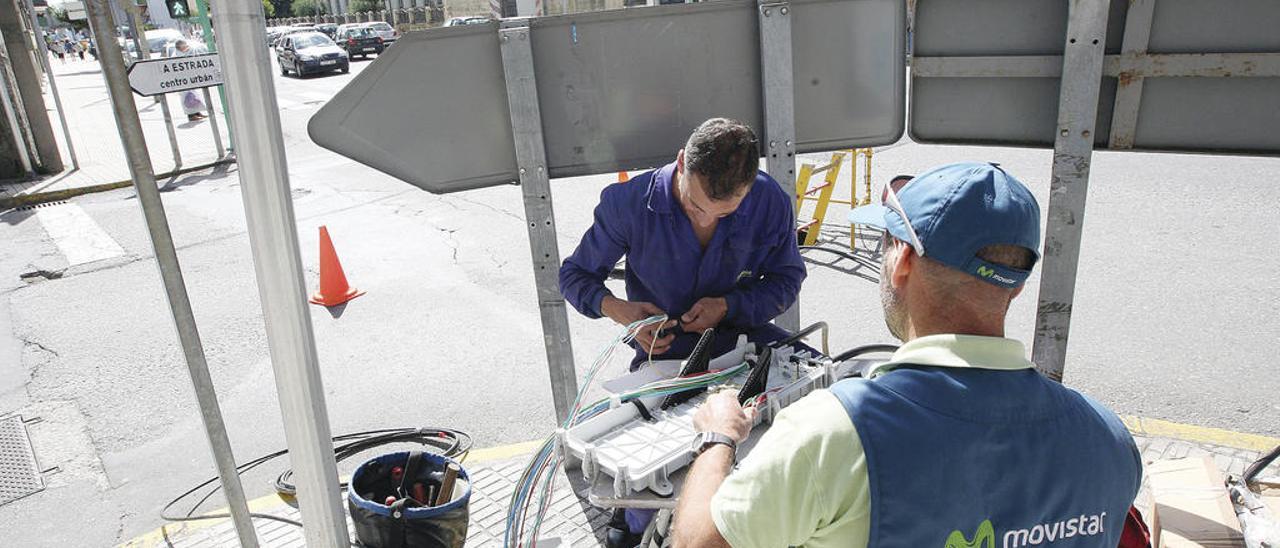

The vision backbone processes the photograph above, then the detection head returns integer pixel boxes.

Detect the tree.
[270,0,294,17]
[348,0,382,12]
[291,0,327,16]
[261,0,276,17]
[49,6,88,31]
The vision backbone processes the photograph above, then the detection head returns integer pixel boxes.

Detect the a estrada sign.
[127,54,223,96]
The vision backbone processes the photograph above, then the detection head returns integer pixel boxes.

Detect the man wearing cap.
[671,162,1142,548]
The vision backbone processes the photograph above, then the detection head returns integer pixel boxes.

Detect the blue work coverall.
[559,162,807,368]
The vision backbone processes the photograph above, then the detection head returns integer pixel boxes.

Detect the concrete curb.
[0,159,237,211]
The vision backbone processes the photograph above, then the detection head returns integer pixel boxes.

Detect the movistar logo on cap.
[976,265,1016,285]
[946,512,1108,548]
[946,519,994,548]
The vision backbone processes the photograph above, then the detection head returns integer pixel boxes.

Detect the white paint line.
[36,203,126,267]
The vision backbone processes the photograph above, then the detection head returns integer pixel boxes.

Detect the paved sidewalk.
[0,54,230,205]
[126,428,1277,548]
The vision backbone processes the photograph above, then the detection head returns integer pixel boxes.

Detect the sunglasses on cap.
[880,175,925,257]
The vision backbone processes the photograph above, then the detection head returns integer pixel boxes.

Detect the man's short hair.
[684,118,760,201]
[976,244,1037,272]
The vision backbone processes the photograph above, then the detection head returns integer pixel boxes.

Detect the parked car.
[360,21,399,45]
[273,27,313,51]
[444,16,490,26]
[277,32,349,77]
[337,26,383,59]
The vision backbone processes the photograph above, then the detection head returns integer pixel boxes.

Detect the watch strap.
[695,432,737,457]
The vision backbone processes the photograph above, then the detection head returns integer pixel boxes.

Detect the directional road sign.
[126,53,223,96]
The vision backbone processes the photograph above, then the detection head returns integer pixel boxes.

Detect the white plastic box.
[560,337,833,497]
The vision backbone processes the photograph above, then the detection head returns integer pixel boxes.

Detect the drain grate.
[14,200,68,211]
[0,415,44,507]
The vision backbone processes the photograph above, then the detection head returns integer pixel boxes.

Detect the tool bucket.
[348,451,471,548]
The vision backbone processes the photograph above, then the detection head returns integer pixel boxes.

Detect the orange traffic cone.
[310,226,365,307]
[617,171,629,183]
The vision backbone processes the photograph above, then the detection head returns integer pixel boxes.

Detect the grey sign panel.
[310,0,905,193]
[308,24,518,193]
[909,0,1280,155]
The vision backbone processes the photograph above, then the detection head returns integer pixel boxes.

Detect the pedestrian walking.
[62,40,75,62]
[173,40,209,122]
[50,42,65,64]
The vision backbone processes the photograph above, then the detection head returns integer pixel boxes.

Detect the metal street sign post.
[124,54,227,159]
[126,53,224,96]
[125,3,183,171]
[193,0,233,153]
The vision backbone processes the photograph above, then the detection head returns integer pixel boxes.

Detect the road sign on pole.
[126,53,224,96]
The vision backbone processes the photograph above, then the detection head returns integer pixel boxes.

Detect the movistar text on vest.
[1003,512,1106,548]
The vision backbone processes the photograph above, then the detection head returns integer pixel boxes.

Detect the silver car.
[361,21,399,44]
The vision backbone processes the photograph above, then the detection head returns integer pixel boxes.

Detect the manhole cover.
[0,415,43,507]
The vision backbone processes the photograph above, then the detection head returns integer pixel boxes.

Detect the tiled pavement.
[130,432,1270,547]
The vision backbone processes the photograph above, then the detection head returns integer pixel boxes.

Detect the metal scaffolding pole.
[758,0,800,332]
[83,1,260,546]
[21,0,78,170]
[1031,0,1110,382]
[207,0,352,544]
[499,19,579,424]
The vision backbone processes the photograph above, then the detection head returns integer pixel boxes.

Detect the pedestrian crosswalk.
[35,203,125,267]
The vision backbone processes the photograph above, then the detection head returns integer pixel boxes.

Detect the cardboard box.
[1147,457,1244,547]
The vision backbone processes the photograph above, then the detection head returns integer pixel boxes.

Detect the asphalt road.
[0,50,1277,546]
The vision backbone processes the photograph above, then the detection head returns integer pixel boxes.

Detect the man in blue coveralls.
[669,162,1142,548]
[559,117,806,369]
[559,118,806,546]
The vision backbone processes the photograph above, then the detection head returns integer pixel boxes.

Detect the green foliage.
[291,0,326,16]
[262,0,276,17]
[48,7,88,31]
[348,0,383,13]
[270,0,294,17]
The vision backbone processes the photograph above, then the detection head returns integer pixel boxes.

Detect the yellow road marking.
[1122,415,1280,453]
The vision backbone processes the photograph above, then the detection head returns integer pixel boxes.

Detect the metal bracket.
[1107,0,1154,149]
[499,19,579,424]
[1031,0,1110,383]
[758,0,800,332]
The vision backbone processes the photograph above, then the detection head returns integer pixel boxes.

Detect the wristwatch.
[690,431,737,459]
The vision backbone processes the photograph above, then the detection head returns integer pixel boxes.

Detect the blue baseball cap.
[847,162,1041,288]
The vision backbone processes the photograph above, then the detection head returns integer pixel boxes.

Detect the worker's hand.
[634,320,677,356]
[601,296,676,355]
[681,297,728,333]
[694,390,756,444]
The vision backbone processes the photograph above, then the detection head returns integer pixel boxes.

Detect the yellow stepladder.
[796,149,878,248]
[795,151,847,246]
[849,147,875,251]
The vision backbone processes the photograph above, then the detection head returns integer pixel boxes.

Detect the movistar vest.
[829,366,1141,548]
